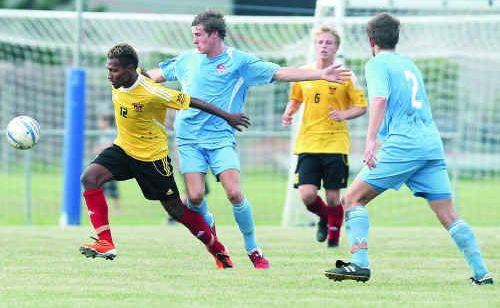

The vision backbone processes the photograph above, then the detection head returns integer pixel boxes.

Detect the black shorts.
[103,181,119,199]
[294,153,349,190]
[92,145,179,201]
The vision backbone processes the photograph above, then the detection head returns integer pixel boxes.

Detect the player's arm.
[364,97,386,169]
[190,97,251,132]
[329,105,367,122]
[273,64,351,84]
[282,100,301,127]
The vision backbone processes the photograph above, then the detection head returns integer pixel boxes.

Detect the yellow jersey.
[289,66,367,154]
[112,74,190,161]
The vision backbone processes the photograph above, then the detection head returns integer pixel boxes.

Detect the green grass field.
[1,226,498,307]
[1,171,499,227]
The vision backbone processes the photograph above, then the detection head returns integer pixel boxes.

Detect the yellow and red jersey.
[112,74,190,161]
[289,64,367,154]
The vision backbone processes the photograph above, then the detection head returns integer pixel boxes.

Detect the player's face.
[107,58,133,89]
[192,25,218,54]
[315,32,339,61]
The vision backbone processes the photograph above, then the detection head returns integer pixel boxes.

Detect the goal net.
[0,4,499,226]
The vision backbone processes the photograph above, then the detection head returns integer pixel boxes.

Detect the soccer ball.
[5,115,41,150]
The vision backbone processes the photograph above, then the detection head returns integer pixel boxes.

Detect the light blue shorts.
[358,159,452,201]
[177,143,240,177]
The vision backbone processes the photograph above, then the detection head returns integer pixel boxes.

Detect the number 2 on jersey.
[404,70,423,109]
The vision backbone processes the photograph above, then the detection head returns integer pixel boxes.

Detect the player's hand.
[363,139,377,169]
[322,63,351,84]
[227,113,251,132]
[281,113,294,127]
[329,108,348,121]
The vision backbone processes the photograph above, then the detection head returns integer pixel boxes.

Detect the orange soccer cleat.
[79,237,117,260]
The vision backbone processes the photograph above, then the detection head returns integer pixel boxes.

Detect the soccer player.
[324,13,493,285]
[79,43,251,269]
[145,10,351,269]
[282,25,367,248]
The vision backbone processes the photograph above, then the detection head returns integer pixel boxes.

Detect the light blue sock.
[232,198,258,252]
[346,205,369,268]
[448,219,489,280]
[186,198,214,228]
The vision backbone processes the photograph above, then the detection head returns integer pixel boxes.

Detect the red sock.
[83,188,113,244]
[305,196,328,222]
[328,203,344,243]
[176,207,224,252]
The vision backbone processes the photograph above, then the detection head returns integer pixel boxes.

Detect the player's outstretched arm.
[190,97,251,132]
[273,64,351,84]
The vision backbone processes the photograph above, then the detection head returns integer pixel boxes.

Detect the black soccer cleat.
[470,274,493,286]
[327,239,339,248]
[325,260,371,282]
[316,219,327,242]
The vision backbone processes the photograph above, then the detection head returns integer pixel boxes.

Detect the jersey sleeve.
[346,72,368,107]
[288,82,303,102]
[159,57,179,81]
[239,51,280,86]
[365,59,389,101]
[154,85,191,110]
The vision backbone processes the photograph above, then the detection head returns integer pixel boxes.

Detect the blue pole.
[61,67,86,226]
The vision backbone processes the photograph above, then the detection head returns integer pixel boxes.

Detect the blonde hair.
[313,24,341,45]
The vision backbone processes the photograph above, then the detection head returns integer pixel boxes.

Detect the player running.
[145,10,351,269]
[324,13,493,285]
[79,43,250,269]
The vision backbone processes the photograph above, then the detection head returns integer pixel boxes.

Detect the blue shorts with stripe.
[177,143,240,177]
[357,158,452,201]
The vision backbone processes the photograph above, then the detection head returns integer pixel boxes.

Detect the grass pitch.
[1,226,498,307]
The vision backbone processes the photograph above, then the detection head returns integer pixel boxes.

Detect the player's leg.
[408,160,492,285]
[79,145,130,260]
[322,154,349,248]
[324,179,378,282]
[325,189,342,247]
[160,197,232,269]
[135,155,232,268]
[295,154,328,242]
[178,144,215,230]
[325,160,416,282]
[218,168,268,269]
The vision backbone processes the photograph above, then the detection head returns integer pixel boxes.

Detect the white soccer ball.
[5,115,41,150]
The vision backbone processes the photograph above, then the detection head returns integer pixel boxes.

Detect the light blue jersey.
[160,47,280,148]
[365,51,445,161]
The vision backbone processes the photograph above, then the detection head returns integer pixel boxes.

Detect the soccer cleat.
[327,238,339,248]
[248,248,269,269]
[324,260,370,282]
[79,237,117,260]
[470,273,494,286]
[207,241,233,269]
[316,219,327,242]
[214,250,233,269]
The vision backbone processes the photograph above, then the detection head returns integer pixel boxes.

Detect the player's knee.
[342,191,360,210]
[162,198,184,220]
[300,190,317,205]
[81,172,99,190]
[187,191,204,205]
[226,189,243,204]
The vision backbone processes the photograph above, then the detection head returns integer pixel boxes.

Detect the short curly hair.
[107,43,138,69]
